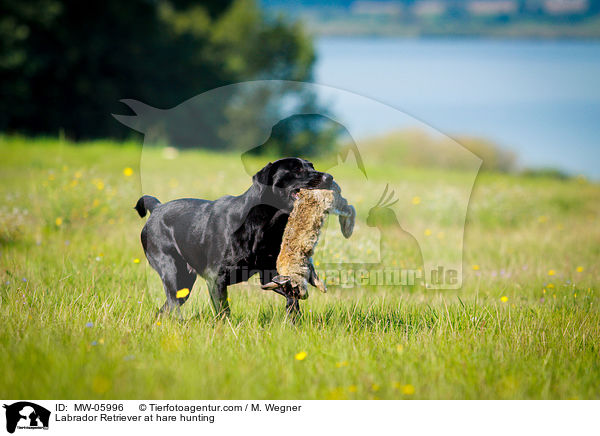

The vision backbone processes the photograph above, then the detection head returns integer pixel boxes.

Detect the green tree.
[0,0,322,147]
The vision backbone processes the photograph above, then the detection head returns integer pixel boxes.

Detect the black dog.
[135,158,354,317]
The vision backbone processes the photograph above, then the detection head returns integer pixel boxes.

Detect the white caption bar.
[1,400,596,436]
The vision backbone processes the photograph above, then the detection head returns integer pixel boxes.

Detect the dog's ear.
[253,162,274,186]
[261,275,291,290]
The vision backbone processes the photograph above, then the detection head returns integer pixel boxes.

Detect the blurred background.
[1,0,599,176]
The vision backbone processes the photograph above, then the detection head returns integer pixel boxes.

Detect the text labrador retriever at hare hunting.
[135,158,355,317]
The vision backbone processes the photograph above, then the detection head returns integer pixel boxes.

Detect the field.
[1,136,599,399]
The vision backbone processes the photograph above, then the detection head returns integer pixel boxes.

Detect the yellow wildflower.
[472,265,480,271]
[176,288,190,299]
[295,351,307,361]
[326,388,346,400]
[548,270,556,276]
[401,384,415,395]
[92,376,111,394]
[55,217,63,226]
[411,196,421,205]
[133,258,141,264]
[576,266,583,273]
[123,167,134,177]
[500,296,508,303]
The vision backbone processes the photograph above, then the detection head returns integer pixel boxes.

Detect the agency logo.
[114,80,481,289]
[3,402,50,434]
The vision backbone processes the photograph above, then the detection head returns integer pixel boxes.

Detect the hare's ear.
[261,282,279,290]
[339,205,356,239]
[261,275,291,290]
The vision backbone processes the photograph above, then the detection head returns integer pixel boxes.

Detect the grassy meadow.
[1,136,599,399]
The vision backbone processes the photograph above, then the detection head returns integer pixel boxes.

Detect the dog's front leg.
[157,302,183,320]
[207,277,230,319]
[285,297,300,321]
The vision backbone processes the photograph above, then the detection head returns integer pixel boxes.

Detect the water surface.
[315,37,600,177]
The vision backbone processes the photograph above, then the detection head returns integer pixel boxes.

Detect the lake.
[314,37,600,177]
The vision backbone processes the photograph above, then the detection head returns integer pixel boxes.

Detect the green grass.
[1,135,599,399]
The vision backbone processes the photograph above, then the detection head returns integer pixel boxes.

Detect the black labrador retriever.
[135,158,354,317]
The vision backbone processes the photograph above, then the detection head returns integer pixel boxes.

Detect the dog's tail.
[134,195,161,218]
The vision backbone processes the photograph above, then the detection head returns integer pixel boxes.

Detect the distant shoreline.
[313,34,600,42]
[306,23,600,40]
[312,32,600,41]
[286,12,600,40]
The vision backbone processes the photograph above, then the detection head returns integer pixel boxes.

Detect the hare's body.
[261,184,355,308]
[276,189,335,298]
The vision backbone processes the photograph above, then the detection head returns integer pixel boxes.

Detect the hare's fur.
[276,189,337,298]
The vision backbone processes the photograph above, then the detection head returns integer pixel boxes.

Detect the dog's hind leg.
[153,253,196,318]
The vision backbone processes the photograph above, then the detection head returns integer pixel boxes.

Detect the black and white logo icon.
[3,402,50,434]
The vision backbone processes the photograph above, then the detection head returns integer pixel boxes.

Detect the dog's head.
[253,158,334,212]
